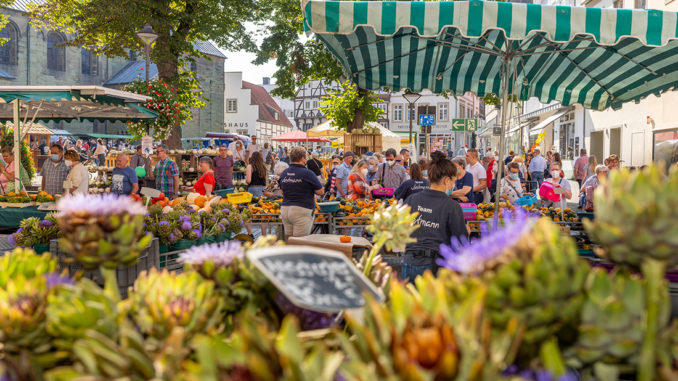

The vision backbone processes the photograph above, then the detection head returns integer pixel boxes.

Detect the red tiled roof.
[242,81,293,128]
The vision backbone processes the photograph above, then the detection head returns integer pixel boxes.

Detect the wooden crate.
[344,134,382,156]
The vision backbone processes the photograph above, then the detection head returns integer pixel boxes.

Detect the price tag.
[248,246,384,313]
[140,187,162,208]
[141,136,153,156]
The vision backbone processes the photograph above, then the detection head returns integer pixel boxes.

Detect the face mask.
[446,188,453,196]
[422,170,428,177]
[509,173,519,180]
[387,160,395,166]
[50,154,60,161]
[360,168,368,177]
[551,170,560,179]
[368,166,374,171]
[64,160,73,167]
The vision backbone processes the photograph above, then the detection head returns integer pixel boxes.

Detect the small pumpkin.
[339,235,352,243]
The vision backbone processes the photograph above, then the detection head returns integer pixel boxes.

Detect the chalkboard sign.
[248,246,384,313]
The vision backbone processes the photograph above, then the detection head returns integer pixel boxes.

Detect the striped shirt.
[39,160,69,195]
[153,158,179,197]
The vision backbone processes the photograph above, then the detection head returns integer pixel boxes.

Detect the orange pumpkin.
[339,235,351,243]
[194,196,206,208]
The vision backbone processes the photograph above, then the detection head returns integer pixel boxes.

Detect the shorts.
[281,205,314,237]
[248,185,265,198]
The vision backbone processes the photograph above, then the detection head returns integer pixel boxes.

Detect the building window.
[458,103,466,119]
[81,48,98,75]
[438,104,449,121]
[634,0,645,7]
[0,22,19,65]
[613,0,624,7]
[226,99,237,113]
[190,61,197,72]
[375,103,387,118]
[47,33,66,72]
[393,104,403,121]
[305,100,311,109]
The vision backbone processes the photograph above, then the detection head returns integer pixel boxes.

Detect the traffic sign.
[493,127,502,136]
[451,118,478,132]
[418,114,435,126]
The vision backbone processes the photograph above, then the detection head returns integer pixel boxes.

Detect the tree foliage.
[0,126,36,180]
[320,81,383,132]
[28,0,263,147]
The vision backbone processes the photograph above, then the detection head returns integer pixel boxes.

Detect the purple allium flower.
[192,229,202,239]
[38,220,53,228]
[159,220,170,227]
[144,230,151,236]
[437,209,535,274]
[57,193,147,217]
[239,220,244,227]
[7,233,16,246]
[181,221,192,231]
[198,209,205,215]
[44,272,75,288]
[222,208,231,214]
[180,241,244,266]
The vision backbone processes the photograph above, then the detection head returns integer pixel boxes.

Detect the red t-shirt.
[193,172,215,195]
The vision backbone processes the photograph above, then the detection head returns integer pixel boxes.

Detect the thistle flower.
[7,233,16,246]
[193,229,202,239]
[38,220,53,229]
[181,221,192,231]
[222,208,231,214]
[57,193,146,217]
[437,209,535,274]
[180,241,244,267]
[44,272,75,288]
[159,220,170,227]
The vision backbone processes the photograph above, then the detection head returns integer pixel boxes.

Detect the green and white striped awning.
[303,0,678,110]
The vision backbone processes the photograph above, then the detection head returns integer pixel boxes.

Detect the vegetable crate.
[159,250,184,273]
[332,216,371,234]
[50,238,160,298]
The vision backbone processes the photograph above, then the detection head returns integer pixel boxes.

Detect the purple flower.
[7,233,16,246]
[57,193,147,217]
[239,220,244,227]
[38,220,53,228]
[180,241,244,266]
[179,215,191,222]
[144,231,151,236]
[181,221,192,231]
[192,229,202,239]
[222,209,231,214]
[504,366,579,381]
[437,209,535,274]
[159,220,170,227]
[198,209,205,214]
[44,272,75,288]
[16,227,23,234]
[218,223,225,232]
[168,232,176,242]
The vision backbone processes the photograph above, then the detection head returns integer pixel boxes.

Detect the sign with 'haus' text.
[248,246,383,313]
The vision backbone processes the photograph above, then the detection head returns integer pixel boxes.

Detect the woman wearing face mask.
[365,157,379,184]
[449,157,473,203]
[542,162,572,210]
[580,164,609,211]
[394,163,429,201]
[500,162,526,203]
[63,149,89,195]
[347,159,375,201]
[402,151,468,281]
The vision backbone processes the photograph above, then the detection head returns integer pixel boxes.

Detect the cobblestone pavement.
[0,234,14,253]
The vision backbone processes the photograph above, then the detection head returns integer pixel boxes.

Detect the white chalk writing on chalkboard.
[248,246,383,313]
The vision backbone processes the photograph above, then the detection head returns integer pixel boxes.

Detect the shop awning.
[529,109,569,136]
[0,86,157,122]
[508,121,531,135]
[85,133,133,140]
[303,0,678,111]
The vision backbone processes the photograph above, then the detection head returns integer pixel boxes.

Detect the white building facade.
[223,72,293,144]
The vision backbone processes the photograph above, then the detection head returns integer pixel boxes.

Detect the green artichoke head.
[0,275,51,355]
[0,248,57,289]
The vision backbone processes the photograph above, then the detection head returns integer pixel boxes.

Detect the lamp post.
[403,91,420,152]
[136,24,158,82]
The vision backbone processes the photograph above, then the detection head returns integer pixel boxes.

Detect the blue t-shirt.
[111,166,138,195]
[454,172,474,194]
[279,164,323,210]
[335,162,352,196]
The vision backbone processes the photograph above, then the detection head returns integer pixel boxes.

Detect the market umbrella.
[0,86,157,191]
[272,129,330,143]
[302,0,678,211]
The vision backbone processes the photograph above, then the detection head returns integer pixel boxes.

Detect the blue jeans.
[530,172,544,192]
[400,264,433,283]
[248,186,265,198]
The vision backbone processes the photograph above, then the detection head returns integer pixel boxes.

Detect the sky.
[219,48,278,85]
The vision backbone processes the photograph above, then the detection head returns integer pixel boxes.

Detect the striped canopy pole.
[12,100,21,193]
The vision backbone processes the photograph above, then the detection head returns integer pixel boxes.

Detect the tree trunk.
[348,88,368,133]
[155,39,182,149]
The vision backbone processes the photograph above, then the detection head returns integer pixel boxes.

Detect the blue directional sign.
[418,114,435,126]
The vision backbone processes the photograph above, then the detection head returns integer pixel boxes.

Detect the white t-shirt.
[247,144,261,155]
[465,162,487,188]
[543,177,571,210]
[233,148,246,162]
[66,163,90,195]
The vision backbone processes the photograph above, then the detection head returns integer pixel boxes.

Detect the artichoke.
[583,165,678,268]
[568,268,671,375]
[46,278,119,354]
[438,213,590,361]
[123,269,224,344]
[0,247,57,288]
[10,214,60,248]
[56,194,152,270]
[353,252,393,298]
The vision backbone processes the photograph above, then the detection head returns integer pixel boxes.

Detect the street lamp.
[403,91,421,148]
[136,24,158,82]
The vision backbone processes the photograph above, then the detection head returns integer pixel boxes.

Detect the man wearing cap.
[334,151,355,198]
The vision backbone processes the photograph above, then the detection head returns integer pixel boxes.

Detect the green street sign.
[451,118,477,132]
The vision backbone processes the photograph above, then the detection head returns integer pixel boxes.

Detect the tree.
[29,0,263,148]
[320,81,382,133]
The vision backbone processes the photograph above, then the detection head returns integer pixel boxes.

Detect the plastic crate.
[159,250,184,273]
[372,187,394,196]
[50,238,159,298]
[318,201,340,213]
[459,203,478,221]
[214,187,235,197]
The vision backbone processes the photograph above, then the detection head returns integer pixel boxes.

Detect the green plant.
[10,214,60,248]
[0,124,36,180]
[320,81,383,132]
